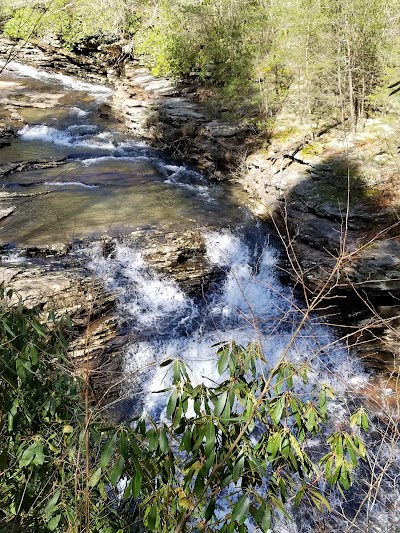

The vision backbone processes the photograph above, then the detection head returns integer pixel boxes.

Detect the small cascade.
[0,60,113,99]
[88,230,368,413]
[88,229,400,532]
[2,57,400,532]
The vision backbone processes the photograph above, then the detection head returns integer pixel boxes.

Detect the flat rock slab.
[0,264,115,315]
[0,205,16,220]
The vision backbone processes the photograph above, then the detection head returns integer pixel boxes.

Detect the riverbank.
[110,45,400,378]
[1,37,400,382]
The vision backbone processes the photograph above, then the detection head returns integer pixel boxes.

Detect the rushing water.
[0,61,245,246]
[1,61,400,532]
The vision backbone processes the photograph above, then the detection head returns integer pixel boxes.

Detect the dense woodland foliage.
[1,0,400,131]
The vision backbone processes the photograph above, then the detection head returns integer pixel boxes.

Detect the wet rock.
[0,205,16,221]
[98,103,113,118]
[0,224,222,402]
[0,159,67,177]
[0,124,17,148]
[0,262,119,375]
[112,64,255,176]
[125,227,223,294]
[0,263,115,316]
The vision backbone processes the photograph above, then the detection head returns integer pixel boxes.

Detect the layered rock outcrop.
[240,117,400,372]
[0,225,221,401]
[112,64,256,177]
[2,37,400,374]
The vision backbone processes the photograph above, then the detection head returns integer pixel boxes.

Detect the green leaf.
[89,466,102,488]
[47,514,61,531]
[217,347,229,375]
[44,491,60,519]
[304,407,314,432]
[204,449,216,473]
[19,443,36,468]
[205,498,216,521]
[180,428,192,452]
[204,422,215,457]
[231,495,250,526]
[335,435,344,459]
[340,467,350,490]
[173,360,180,384]
[294,486,306,507]
[194,473,205,499]
[361,411,369,431]
[221,396,231,424]
[261,503,271,532]
[100,432,117,469]
[148,504,158,531]
[2,319,16,338]
[233,454,245,481]
[173,399,183,428]
[310,489,331,511]
[345,435,360,465]
[319,388,327,416]
[214,390,228,417]
[32,441,44,466]
[109,456,124,487]
[133,469,143,498]
[271,395,285,425]
[267,432,281,460]
[221,474,232,488]
[159,428,169,454]
[31,320,46,337]
[120,430,128,460]
[148,429,159,452]
[160,358,174,367]
[166,389,178,419]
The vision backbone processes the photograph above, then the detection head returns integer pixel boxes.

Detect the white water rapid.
[87,229,400,532]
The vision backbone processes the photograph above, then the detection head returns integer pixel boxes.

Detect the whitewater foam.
[18,124,116,151]
[2,61,112,99]
[88,231,366,403]
[80,155,152,167]
[87,229,400,532]
[69,107,89,117]
[44,181,98,189]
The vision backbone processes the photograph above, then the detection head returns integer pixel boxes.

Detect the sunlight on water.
[1,60,112,98]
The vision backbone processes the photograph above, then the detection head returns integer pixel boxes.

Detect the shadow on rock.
[270,148,400,374]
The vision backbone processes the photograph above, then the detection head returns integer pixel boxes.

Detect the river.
[1,60,399,532]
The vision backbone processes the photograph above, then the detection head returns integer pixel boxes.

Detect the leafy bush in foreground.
[0,289,367,532]
[0,288,126,532]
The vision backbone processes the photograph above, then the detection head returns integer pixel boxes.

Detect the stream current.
[1,61,399,532]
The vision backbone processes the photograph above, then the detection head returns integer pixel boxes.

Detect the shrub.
[3,5,45,41]
[0,287,367,532]
[0,288,126,531]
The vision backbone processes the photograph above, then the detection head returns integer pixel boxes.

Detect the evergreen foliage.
[0,288,127,532]
[0,290,368,532]
[1,0,399,126]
